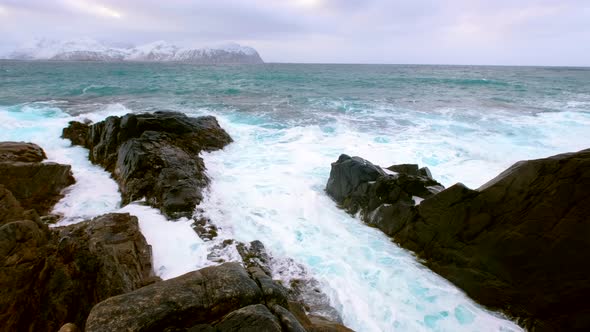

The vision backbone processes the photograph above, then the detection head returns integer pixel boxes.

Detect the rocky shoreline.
[1,112,351,331]
[3,109,588,331]
[326,151,590,331]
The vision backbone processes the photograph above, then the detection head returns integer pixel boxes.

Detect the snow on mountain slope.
[4,39,264,64]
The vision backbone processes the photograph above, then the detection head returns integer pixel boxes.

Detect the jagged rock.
[215,304,282,332]
[325,154,385,205]
[0,142,75,215]
[61,120,90,146]
[62,111,232,218]
[326,149,590,331]
[325,154,443,236]
[0,213,155,332]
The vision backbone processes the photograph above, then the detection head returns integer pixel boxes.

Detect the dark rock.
[0,185,25,225]
[215,304,282,332]
[85,262,263,332]
[62,121,90,146]
[0,213,155,332]
[386,163,419,176]
[0,141,46,162]
[327,149,590,331]
[0,142,75,215]
[271,304,307,332]
[325,154,385,205]
[62,111,232,218]
[187,324,216,332]
[325,154,443,237]
[237,240,272,275]
[248,266,289,308]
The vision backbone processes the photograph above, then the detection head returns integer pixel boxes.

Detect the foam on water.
[3,99,589,331]
[197,114,529,331]
[0,103,122,223]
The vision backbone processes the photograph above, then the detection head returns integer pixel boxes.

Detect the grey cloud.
[0,0,588,65]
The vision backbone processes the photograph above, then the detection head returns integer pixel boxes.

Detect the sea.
[1,61,589,332]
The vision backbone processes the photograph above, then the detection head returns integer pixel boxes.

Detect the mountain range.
[3,38,264,64]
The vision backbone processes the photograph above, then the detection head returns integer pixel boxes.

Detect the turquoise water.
[1,61,589,331]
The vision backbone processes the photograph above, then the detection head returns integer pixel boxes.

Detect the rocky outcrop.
[0,212,156,332]
[86,262,351,332]
[0,142,75,215]
[326,149,590,331]
[326,154,443,236]
[62,111,232,218]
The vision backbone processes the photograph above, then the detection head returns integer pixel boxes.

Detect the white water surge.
[2,102,590,331]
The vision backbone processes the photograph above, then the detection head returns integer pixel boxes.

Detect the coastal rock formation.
[325,154,443,236]
[0,211,155,332]
[62,111,232,218]
[326,149,590,331]
[86,262,351,332]
[0,141,75,215]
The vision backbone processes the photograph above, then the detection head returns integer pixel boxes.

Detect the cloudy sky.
[0,0,589,65]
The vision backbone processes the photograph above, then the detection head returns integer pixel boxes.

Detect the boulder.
[85,261,354,332]
[85,262,263,332]
[62,111,232,218]
[326,149,590,331]
[215,304,282,332]
[0,213,155,332]
[0,141,46,162]
[325,154,444,236]
[0,142,75,215]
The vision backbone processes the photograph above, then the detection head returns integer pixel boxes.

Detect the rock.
[61,121,90,146]
[325,154,385,205]
[325,155,444,236]
[0,185,25,225]
[215,304,282,332]
[270,304,307,332]
[85,262,263,332]
[327,149,590,331]
[0,142,75,215]
[58,323,80,332]
[62,111,232,218]
[0,141,46,162]
[0,213,155,332]
[308,316,354,332]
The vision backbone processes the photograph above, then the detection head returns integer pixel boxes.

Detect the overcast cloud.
[0,0,588,65]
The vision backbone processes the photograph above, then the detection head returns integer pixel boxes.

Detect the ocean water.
[1,61,589,331]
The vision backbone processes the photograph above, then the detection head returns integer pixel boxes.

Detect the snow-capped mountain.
[4,39,264,64]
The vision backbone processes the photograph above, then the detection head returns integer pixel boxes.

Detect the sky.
[0,0,589,65]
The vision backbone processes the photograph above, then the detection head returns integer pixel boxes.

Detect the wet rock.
[85,262,263,332]
[215,304,282,332]
[0,142,75,215]
[0,213,155,332]
[61,120,90,147]
[326,149,590,331]
[62,111,232,218]
[237,240,272,275]
[325,154,444,236]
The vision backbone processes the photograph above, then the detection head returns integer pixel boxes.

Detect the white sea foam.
[3,101,589,331]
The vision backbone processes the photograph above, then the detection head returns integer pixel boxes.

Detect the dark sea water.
[1,61,589,331]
